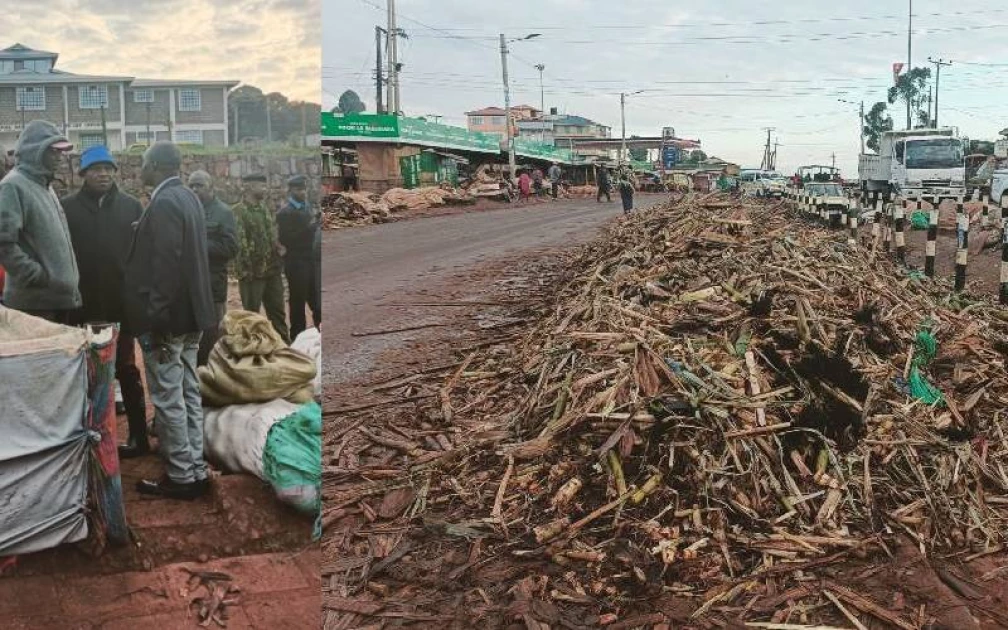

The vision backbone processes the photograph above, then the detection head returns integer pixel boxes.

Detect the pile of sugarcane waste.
[322,191,392,228]
[351,193,1008,625]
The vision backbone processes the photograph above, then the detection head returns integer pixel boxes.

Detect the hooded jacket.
[0,120,81,310]
[61,182,144,328]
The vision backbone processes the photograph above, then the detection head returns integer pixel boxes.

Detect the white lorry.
[858,128,967,203]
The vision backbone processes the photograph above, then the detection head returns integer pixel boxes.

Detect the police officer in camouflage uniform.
[232,173,289,342]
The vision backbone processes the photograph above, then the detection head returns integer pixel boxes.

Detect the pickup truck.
[992,167,1008,211]
[805,182,849,227]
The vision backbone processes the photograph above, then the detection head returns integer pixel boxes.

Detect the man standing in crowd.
[233,173,289,343]
[276,174,320,340]
[125,141,215,500]
[548,162,562,199]
[596,166,612,203]
[188,170,238,366]
[0,120,80,322]
[62,145,149,458]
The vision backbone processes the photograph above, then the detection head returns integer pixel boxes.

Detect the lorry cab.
[861,128,966,202]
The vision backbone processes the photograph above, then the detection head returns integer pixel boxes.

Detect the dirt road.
[321,195,666,402]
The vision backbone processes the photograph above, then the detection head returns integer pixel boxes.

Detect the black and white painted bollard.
[955,197,969,292]
[848,195,858,244]
[1000,197,1008,304]
[894,198,907,263]
[883,199,892,253]
[872,196,882,248]
[925,200,939,277]
[982,191,990,229]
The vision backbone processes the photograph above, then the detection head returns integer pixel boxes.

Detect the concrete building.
[465,104,541,139]
[0,43,238,151]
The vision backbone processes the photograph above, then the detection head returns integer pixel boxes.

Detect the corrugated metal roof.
[0,69,133,85]
[0,43,57,59]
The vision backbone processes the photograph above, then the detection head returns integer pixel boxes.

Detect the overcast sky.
[326,0,1008,175]
[2,0,320,103]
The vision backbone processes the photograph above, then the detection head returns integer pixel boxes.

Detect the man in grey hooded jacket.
[0,120,80,321]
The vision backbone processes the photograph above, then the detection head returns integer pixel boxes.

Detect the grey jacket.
[0,121,81,311]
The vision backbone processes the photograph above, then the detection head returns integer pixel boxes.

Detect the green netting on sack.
[263,402,322,536]
[910,211,929,230]
[908,329,944,406]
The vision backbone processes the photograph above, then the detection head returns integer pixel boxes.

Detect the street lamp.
[534,63,545,144]
[837,98,865,155]
[620,90,644,165]
[499,33,541,178]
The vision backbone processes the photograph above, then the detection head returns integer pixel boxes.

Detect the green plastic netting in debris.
[263,401,322,537]
[908,328,944,406]
[910,211,929,230]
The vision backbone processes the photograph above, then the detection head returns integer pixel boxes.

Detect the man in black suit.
[125,141,216,501]
[276,174,320,339]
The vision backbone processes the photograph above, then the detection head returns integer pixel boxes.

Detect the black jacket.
[124,177,216,336]
[276,199,318,264]
[203,196,238,302]
[61,184,143,329]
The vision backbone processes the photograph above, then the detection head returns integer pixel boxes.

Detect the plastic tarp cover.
[263,401,322,516]
[0,307,91,556]
[291,328,321,398]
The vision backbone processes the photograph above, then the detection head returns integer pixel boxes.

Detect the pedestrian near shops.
[62,145,149,458]
[532,168,544,198]
[125,141,215,500]
[188,170,238,366]
[233,173,290,342]
[596,167,612,203]
[518,169,532,204]
[548,162,562,199]
[617,169,635,214]
[277,174,321,340]
[0,120,80,322]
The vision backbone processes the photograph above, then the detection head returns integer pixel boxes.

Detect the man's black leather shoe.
[136,477,199,500]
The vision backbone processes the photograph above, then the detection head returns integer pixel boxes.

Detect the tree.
[335,90,366,114]
[863,101,893,153]
[887,67,931,130]
[628,135,648,161]
[690,149,708,163]
[228,85,322,146]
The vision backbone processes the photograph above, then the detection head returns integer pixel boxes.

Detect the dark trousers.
[597,185,611,202]
[285,258,320,341]
[551,182,559,199]
[116,333,148,443]
[620,188,634,213]
[197,301,227,367]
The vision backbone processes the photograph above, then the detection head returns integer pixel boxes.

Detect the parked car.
[804,182,849,227]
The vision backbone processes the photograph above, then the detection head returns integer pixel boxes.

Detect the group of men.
[0,120,321,501]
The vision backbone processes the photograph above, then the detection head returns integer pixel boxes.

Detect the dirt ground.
[1,282,320,629]
[322,196,1008,629]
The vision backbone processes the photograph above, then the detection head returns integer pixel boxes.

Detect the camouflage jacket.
[232,201,280,279]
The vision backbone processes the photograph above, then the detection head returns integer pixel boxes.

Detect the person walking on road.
[188,170,238,366]
[62,145,149,458]
[518,169,532,204]
[125,141,216,500]
[0,120,80,322]
[233,174,290,343]
[596,167,612,203]
[617,169,635,215]
[276,174,320,340]
[548,162,562,199]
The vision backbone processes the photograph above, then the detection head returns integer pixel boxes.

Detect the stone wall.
[54,151,321,207]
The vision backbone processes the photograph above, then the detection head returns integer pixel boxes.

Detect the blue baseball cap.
[78,145,116,175]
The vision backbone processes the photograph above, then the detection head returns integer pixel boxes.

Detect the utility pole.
[928,57,951,128]
[146,101,152,147]
[859,100,865,154]
[390,0,400,115]
[771,139,779,171]
[375,25,384,114]
[831,152,836,171]
[386,0,396,114]
[500,34,516,178]
[535,63,545,143]
[760,127,774,170]
[906,0,912,129]
[620,92,626,165]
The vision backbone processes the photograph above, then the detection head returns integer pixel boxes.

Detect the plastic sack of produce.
[262,401,322,517]
[0,308,126,555]
[290,327,321,398]
[199,310,316,407]
[203,399,301,477]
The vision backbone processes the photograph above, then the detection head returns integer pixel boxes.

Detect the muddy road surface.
[321,194,667,403]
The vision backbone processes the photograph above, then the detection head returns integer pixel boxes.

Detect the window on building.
[491,116,504,125]
[15,86,45,111]
[79,134,105,149]
[79,85,108,109]
[0,60,13,73]
[175,129,203,144]
[133,89,154,103]
[178,89,201,111]
[135,130,156,144]
[25,59,51,72]
[470,116,484,126]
